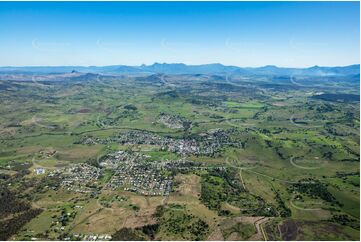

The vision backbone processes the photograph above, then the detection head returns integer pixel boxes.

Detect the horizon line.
[0,62,360,69]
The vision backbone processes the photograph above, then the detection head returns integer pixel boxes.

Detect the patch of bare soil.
[122,216,157,228]
[174,174,201,198]
[227,232,240,241]
[233,216,263,224]
[207,227,224,241]
[122,208,158,228]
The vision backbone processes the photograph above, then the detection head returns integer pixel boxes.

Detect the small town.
[44,148,228,197]
[78,129,243,156]
[102,151,173,196]
[48,164,101,194]
[157,113,192,130]
[46,151,211,196]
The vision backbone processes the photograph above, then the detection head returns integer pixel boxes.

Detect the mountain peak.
[260,65,278,69]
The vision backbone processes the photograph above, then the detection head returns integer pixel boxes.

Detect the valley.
[0,66,359,240]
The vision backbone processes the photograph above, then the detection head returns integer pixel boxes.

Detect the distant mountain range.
[0,63,359,76]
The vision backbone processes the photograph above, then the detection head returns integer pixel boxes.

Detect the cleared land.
[0,72,359,241]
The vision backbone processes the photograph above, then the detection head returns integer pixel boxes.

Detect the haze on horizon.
[0,1,359,68]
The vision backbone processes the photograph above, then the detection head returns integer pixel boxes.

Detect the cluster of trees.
[34,175,62,194]
[200,168,275,216]
[110,224,161,240]
[274,190,291,217]
[335,171,359,178]
[154,205,165,218]
[328,214,359,230]
[156,204,209,240]
[140,224,159,240]
[0,186,31,217]
[111,228,145,241]
[312,93,359,102]
[289,179,337,204]
[0,186,42,240]
[164,211,208,240]
[200,169,236,211]
[188,219,209,241]
[0,208,42,240]
[113,204,209,241]
[123,104,137,111]
[200,167,293,218]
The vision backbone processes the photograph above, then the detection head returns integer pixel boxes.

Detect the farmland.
[0,69,359,240]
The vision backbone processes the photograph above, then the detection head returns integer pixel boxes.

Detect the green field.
[0,72,359,241]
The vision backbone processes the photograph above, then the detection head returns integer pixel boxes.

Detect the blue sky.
[0,1,359,67]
